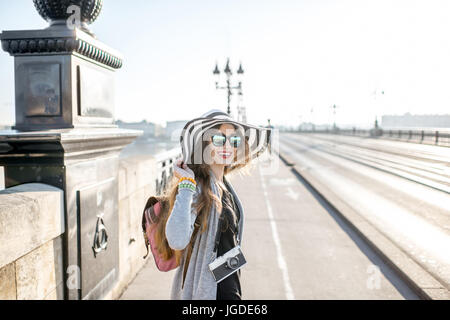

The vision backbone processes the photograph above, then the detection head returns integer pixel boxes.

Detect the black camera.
[208,245,247,283]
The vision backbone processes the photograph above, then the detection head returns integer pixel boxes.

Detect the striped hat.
[180,109,272,165]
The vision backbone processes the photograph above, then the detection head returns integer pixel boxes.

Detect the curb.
[278,152,450,300]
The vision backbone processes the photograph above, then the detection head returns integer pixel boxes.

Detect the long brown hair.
[153,123,252,265]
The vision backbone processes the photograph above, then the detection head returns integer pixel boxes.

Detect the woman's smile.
[218,150,233,159]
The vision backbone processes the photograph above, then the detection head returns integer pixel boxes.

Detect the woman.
[155,110,271,300]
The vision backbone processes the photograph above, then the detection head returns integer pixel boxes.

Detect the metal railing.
[154,147,182,195]
[292,128,450,147]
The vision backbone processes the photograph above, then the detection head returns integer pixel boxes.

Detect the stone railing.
[92,148,180,300]
[0,0,182,300]
[0,149,180,300]
[0,183,65,300]
[96,155,156,300]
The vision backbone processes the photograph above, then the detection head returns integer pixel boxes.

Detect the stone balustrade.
[104,149,180,300]
[0,149,180,300]
[0,183,65,300]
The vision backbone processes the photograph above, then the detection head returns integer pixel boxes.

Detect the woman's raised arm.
[165,160,198,250]
[165,187,198,250]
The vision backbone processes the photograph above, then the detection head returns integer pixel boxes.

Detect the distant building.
[115,119,189,141]
[382,113,450,129]
[165,120,188,140]
[0,125,11,131]
[116,120,156,138]
[154,123,165,137]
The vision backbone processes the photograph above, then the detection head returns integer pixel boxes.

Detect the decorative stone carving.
[33,0,103,28]
[1,36,122,69]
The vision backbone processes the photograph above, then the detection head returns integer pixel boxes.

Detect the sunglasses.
[211,134,242,148]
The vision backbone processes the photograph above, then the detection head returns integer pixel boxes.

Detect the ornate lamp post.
[213,58,244,116]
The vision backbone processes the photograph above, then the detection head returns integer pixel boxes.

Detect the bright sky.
[1,0,450,128]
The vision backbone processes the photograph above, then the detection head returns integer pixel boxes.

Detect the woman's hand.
[174,160,195,180]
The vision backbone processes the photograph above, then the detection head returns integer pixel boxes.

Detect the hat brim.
[180,116,272,164]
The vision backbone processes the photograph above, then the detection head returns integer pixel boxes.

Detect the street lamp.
[213,63,220,77]
[213,58,244,115]
[330,104,340,131]
[237,63,244,76]
[372,89,385,130]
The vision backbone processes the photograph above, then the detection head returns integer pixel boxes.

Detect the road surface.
[280,132,450,293]
[120,154,420,299]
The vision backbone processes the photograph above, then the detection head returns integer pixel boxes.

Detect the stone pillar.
[0,0,142,300]
[0,166,4,190]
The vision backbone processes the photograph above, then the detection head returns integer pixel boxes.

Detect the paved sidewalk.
[119,159,418,300]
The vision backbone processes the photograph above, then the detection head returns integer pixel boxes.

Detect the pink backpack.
[141,196,178,271]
